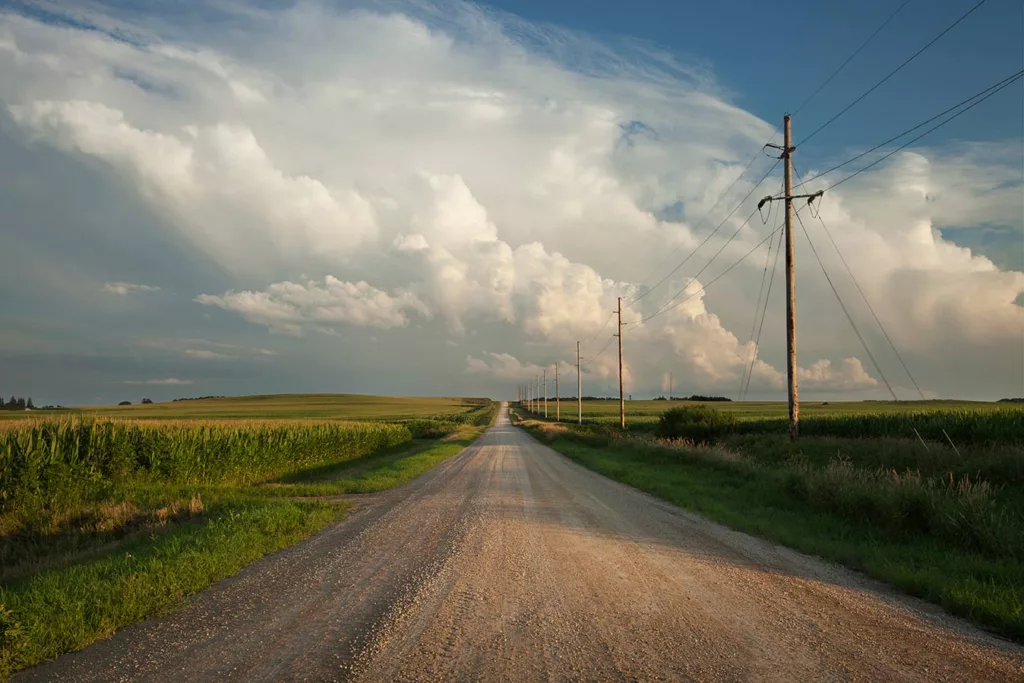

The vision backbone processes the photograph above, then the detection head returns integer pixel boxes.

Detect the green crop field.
[0,393,480,422]
[539,398,1013,423]
[0,394,496,677]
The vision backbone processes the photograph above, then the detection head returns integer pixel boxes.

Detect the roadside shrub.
[657,406,736,441]
[403,420,459,439]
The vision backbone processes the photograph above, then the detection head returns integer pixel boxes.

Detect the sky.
[0,0,1021,405]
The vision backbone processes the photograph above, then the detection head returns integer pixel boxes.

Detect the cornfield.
[0,419,412,514]
[562,408,1024,446]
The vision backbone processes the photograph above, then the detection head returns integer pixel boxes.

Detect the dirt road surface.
[19,404,1023,682]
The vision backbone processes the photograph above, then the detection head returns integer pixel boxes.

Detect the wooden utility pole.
[576,341,582,425]
[555,363,560,421]
[669,372,673,400]
[616,296,625,429]
[783,114,799,440]
[543,369,548,418]
[760,117,821,439]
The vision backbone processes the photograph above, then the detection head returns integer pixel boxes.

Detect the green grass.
[0,498,341,678]
[514,411,1024,641]
[0,396,495,679]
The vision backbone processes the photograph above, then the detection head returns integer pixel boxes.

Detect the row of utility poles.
[518,115,806,440]
[515,297,623,429]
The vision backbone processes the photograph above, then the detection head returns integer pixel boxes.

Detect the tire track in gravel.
[18,404,1024,682]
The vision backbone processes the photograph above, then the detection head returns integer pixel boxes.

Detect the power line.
[578,311,616,353]
[794,210,898,400]
[629,0,915,306]
[630,149,768,306]
[742,219,784,401]
[823,70,1022,191]
[630,158,780,306]
[739,182,784,399]
[794,69,1024,190]
[642,205,762,321]
[643,220,785,324]
[799,0,991,146]
[792,0,913,117]
[793,164,925,399]
[590,336,616,363]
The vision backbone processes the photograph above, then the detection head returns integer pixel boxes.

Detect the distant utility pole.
[616,296,625,430]
[576,341,582,426]
[543,369,548,418]
[669,372,673,400]
[555,363,560,422]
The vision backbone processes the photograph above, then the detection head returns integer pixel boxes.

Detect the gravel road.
[20,404,1024,682]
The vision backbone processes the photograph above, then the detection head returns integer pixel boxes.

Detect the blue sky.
[0,0,1021,405]
[484,0,1023,153]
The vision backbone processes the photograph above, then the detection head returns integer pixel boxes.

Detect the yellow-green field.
[0,394,479,422]
[538,399,1016,423]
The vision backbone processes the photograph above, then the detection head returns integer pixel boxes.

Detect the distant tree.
[6,396,15,410]
[118,401,132,406]
[15,398,25,410]
[26,397,35,410]
[141,398,154,405]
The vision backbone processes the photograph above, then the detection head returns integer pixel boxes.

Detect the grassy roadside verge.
[512,413,1024,642]
[1,498,339,676]
[257,424,489,497]
[1,404,495,678]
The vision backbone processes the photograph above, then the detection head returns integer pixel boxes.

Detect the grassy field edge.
[512,415,1024,643]
[0,498,342,678]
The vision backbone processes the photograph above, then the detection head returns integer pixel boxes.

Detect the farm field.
[0,395,496,678]
[0,393,480,422]
[536,398,1015,423]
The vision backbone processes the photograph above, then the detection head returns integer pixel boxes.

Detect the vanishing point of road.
[21,404,1024,682]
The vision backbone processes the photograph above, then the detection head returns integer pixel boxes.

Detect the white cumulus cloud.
[195,276,427,334]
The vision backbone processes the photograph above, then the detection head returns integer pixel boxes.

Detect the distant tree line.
[119,398,155,406]
[172,396,226,402]
[998,398,1024,403]
[674,395,732,402]
[654,395,732,402]
[1,396,35,411]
